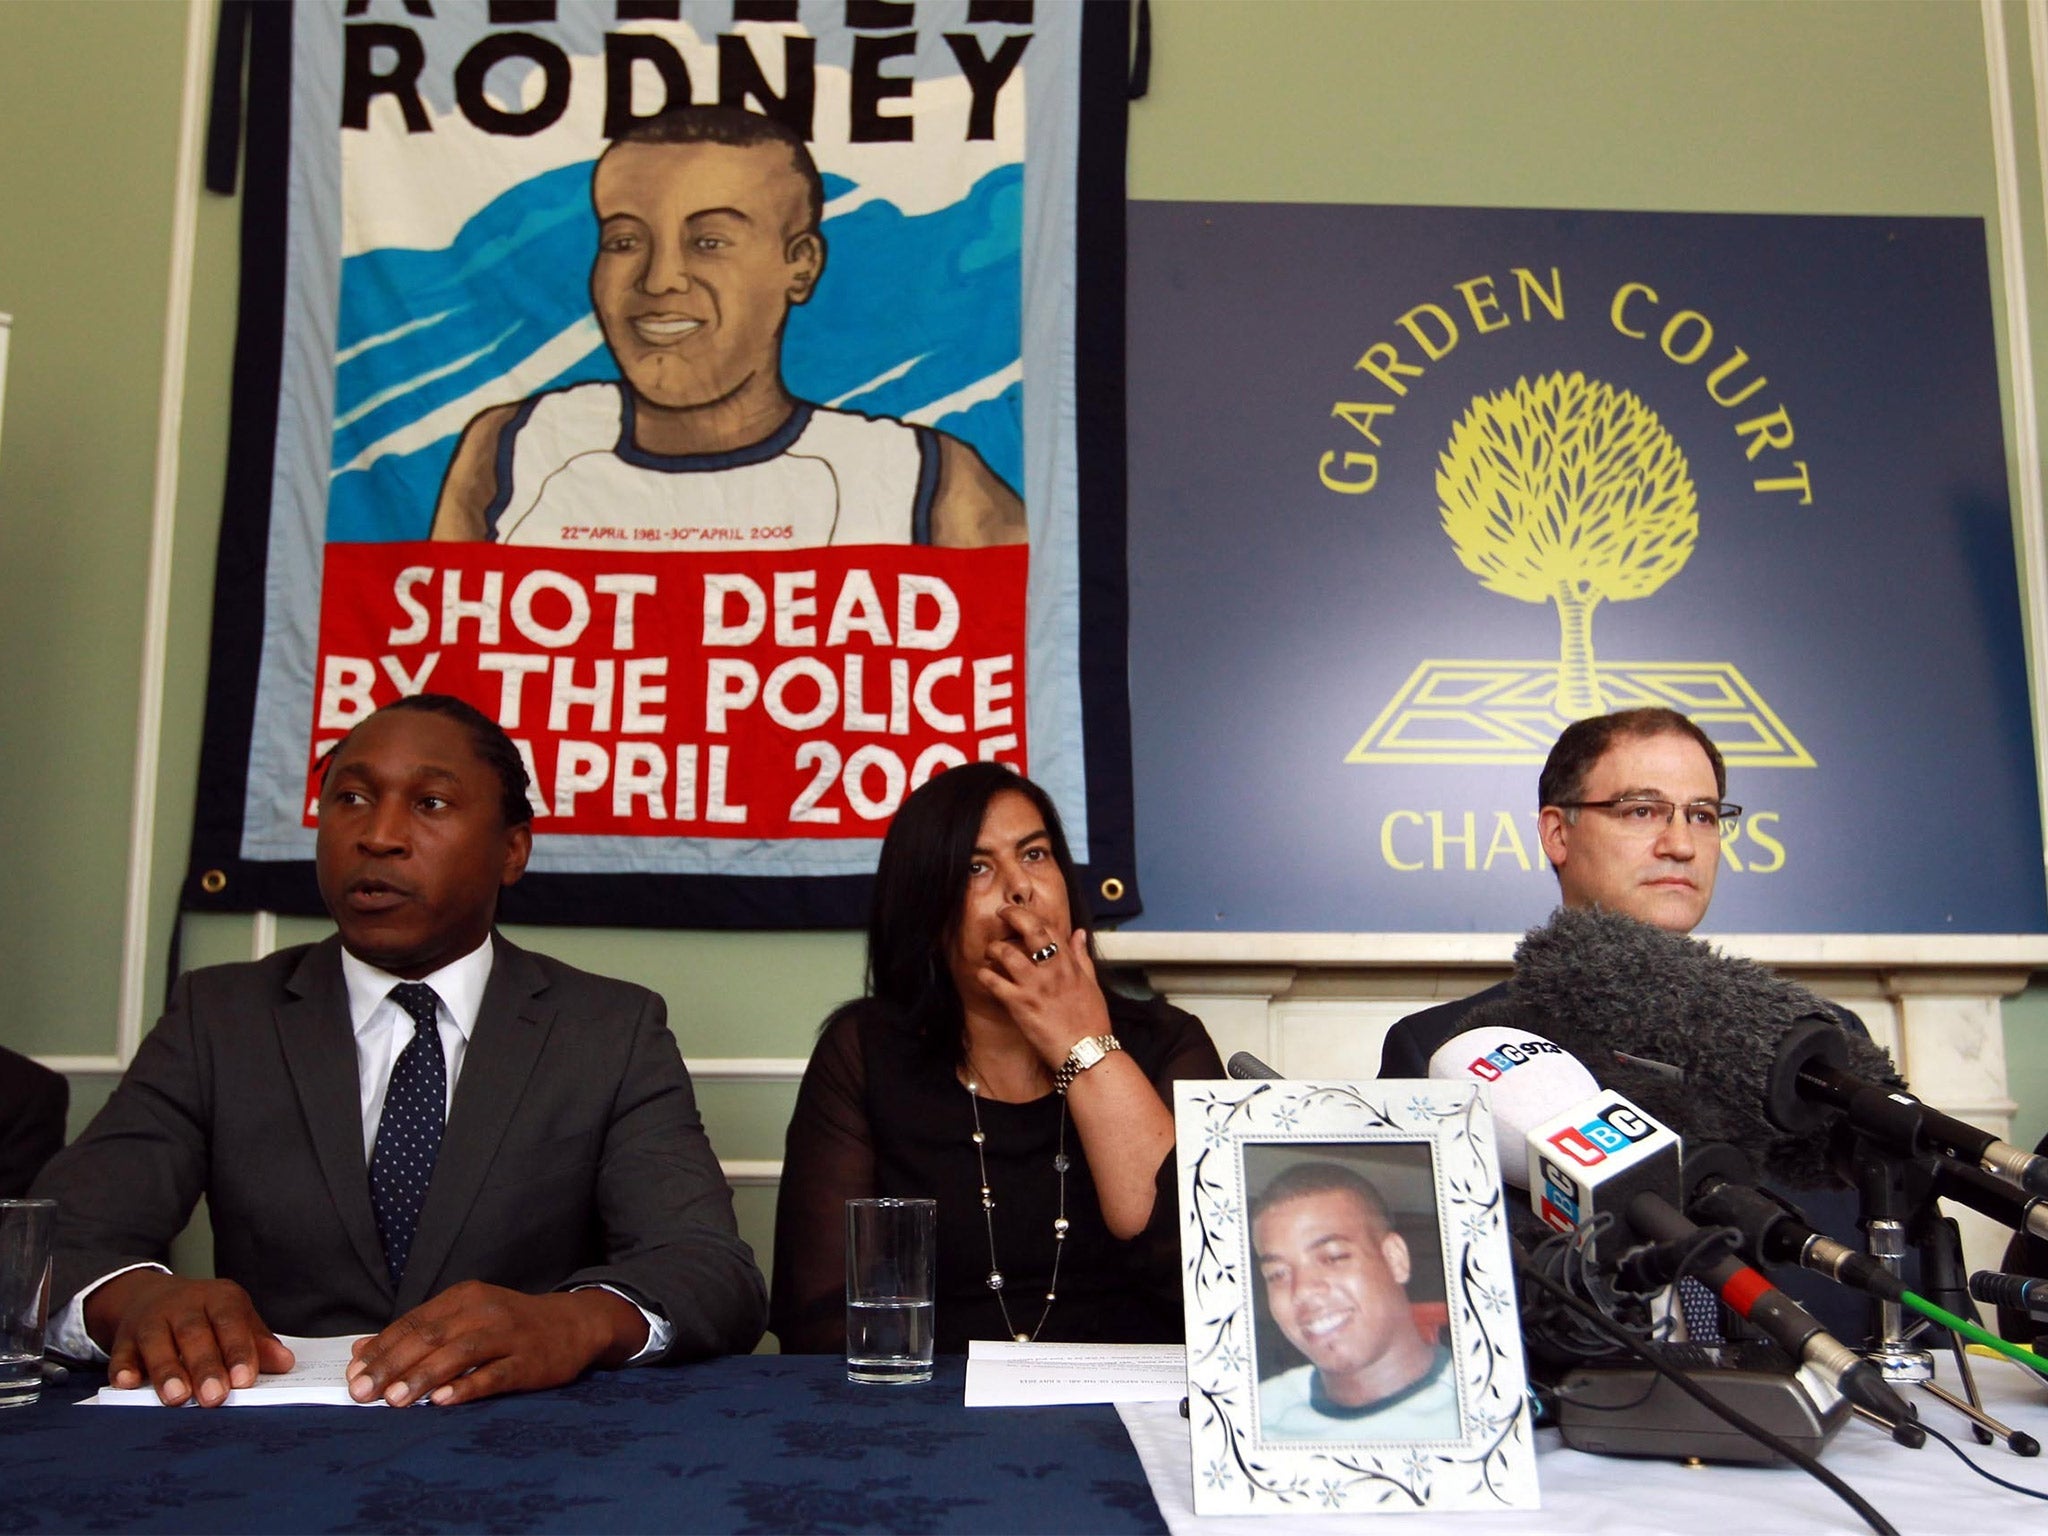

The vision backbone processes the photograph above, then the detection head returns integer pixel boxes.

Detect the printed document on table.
[964,1340,1186,1406]
[80,1335,379,1407]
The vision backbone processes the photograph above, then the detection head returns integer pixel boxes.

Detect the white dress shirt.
[52,936,671,1365]
[341,938,493,1155]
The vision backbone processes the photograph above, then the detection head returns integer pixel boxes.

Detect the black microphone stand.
[1857,1139,1935,1387]
[1905,1192,1991,1445]
[1857,1138,2039,1454]
[1905,1196,2038,1453]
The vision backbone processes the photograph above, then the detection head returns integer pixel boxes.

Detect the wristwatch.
[1054,1033,1123,1095]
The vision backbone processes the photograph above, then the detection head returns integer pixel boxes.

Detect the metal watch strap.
[1054,1033,1122,1095]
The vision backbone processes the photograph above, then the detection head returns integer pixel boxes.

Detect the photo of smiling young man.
[430,106,1024,551]
[1248,1150,1462,1443]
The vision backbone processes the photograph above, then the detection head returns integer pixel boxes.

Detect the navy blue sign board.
[1124,202,2046,934]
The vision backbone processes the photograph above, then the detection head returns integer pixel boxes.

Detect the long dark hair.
[863,762,1094,1055]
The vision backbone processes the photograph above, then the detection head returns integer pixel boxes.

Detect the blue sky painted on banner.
[326,162,1023,543]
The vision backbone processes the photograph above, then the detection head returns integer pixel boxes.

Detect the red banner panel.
[309,543,1027,840]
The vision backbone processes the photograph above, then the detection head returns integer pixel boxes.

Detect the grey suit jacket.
[34,934,765,1359]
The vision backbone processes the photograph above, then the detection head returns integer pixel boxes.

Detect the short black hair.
[1250,1162,1395,1236]
[860,762,1093,1058]
[322,694,533,829]
[609,105,825,235]
[1537,707,1726,812]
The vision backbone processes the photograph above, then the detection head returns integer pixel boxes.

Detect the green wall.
[1,0,196,1064]
[4,0,2046,1303]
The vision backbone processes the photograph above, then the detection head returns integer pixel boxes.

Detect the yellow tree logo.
[1347,370,1810,767]
[1438,372,1697,718]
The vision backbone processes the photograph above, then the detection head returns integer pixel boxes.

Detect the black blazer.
[34,934,765,1358]
[1377,980,1513,1079]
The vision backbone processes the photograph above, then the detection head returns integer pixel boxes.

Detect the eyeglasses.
[1553,797,1742,832]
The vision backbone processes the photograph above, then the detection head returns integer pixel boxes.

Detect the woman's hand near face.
[979,904,1175,1240]
[976,903,1112,1069]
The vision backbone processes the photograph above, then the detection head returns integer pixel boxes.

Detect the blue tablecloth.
[0,1356,1169,1534]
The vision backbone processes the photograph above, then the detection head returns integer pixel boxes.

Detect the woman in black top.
[770,763,1222,1353]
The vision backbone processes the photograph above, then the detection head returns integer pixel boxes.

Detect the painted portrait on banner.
[1126,203,2047,934]
[423,109,1024,551]
[186,2,1138,925]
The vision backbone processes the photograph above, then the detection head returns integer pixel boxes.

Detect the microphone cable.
[1886,1413,2048,1504]
[1518,1216,1668,1362]
[1513,1246,1904,1536]
[1899,1291,2048,1380]
[1519,1215,1747,1361]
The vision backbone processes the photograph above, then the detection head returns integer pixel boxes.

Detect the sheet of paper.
[963,1339,1186,1406]
[79,1334,381,1407]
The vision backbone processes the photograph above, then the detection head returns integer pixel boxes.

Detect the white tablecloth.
[1119,1358,2048,1534]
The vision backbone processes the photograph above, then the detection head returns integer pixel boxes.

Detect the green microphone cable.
[1900,1290,2048,1378]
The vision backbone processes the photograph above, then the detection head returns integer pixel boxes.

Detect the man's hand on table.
[87,1270,297,1407]
[346,1280,647,1406]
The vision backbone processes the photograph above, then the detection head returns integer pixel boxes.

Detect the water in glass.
[845,1296,934,1383]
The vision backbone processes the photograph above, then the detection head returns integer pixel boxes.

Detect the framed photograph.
[1173,1079,1538,1516]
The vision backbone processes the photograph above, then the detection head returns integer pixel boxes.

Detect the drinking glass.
[0,1199,56,1408]
[845,1197,935,1384]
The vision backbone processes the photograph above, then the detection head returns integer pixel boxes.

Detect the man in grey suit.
[35,694,764,1406]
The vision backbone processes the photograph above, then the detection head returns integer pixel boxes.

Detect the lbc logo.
[1463,1041,1559,1081]
[1545,1103,1657,1168]
[1537,1158,1582,1229]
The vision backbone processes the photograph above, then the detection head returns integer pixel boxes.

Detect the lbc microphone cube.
[1526,1091,1683,1262]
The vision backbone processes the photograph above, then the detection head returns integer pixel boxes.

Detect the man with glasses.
[1378,707,1874,1338]
[1378,707,1742,1078]
[1532,707,1737,938]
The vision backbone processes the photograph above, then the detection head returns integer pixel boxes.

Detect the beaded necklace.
[963,1067,1070,1343]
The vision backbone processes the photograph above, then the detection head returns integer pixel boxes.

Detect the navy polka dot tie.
[369,982,445,1290]
[1678,1275,1726,1345]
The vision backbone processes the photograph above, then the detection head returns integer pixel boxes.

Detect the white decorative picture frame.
[1174,1079,1539,1516]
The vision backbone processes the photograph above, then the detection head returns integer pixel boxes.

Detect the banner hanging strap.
[204,0,255,195]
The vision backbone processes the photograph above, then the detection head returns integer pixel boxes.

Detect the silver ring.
[1029,942,1060,964]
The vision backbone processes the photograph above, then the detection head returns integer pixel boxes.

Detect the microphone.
[1683,1148,1907,1303]
[1431,1018,1914,1426]
[1930,1154,2048,1242]
[1525,1094,1682,1255]
[1514,907,1910,1190]
[1427,1014,1682,1260]
[1789,1058,2048,1199]
[1622,1190,1912,1426]
[1225,1051,1282,1081]
[1968,1270,2048,1322]
[1425,1009,1604,1168]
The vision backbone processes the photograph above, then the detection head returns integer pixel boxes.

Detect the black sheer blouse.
[770,992,1223,1353]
